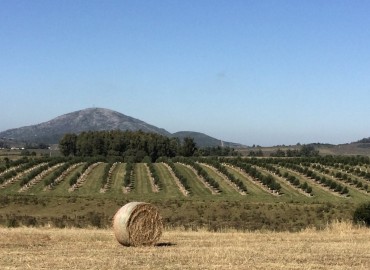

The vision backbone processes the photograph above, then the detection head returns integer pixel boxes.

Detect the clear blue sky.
[1,0,370,146]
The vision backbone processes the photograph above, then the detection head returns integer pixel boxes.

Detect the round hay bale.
[113,202,163,246]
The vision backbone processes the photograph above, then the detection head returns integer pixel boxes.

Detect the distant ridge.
[0,108,171,144]
[0,107,243,148]
[172,131,244,148]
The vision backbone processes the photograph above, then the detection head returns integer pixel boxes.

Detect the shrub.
[6,217,19,228]
[353,202,370,226]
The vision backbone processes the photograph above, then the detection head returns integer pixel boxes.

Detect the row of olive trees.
[256,162,313,194]
[44,161,83,188]
[197,157,248,193]
[0,157,29,173]
[0,157,52,185]
[228,159,282,193]
[311,164,369,192]
[281,162,349,195]
[100,162,113,189]
[173,157,220,191]
[19,164,50,186]
[147,162,162,189]
[160,159,191,193]
[123,162,134,188]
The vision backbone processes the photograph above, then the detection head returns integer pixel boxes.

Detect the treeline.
[59,130,237,161]
[356,137,370,143]
[196,146,238,157]
[270,145,319,157]
[59,130,194,162]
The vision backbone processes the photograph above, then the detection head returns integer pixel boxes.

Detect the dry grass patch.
[0,222,369,269]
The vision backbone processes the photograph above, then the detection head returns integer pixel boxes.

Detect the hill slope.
[172,131,244,148]
[0,108,243,148]
[0,108,171,143]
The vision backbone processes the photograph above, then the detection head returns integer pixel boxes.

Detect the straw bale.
[113,202,163,246]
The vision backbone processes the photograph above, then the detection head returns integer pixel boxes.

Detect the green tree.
[169,137,181,157]
[4,157,10,168]
[286,149,300,157]
[270,148,285,157]
[300,145,319,157]
[59,133,77,156]
[181,137,197,157]
[249,149,263,157]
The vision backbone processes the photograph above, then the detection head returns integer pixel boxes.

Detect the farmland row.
[0,156,369,202]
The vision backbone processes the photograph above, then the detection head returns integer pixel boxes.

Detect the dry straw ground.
[0,222,369,269]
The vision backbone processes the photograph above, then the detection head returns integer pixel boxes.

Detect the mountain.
[0,108,243,148]
[0,108,171,144]
[172,131,244,148]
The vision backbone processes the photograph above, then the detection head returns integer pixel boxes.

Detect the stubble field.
[1,221,369,270]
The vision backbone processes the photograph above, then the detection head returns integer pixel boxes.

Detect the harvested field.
[0,222,369,269]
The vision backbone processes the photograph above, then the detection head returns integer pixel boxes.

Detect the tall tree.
[181,137,197,157]
[300,145,319,157]
[59,133,77,156]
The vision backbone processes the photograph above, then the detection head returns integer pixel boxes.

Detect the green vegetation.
[59,130,190,161]
[123,162,134,189]
[226,158,282,193]
[132,163,152,195]
[153,163,183,198]
[59,130,237,161]
[173,157,220,191]
[0,154,370,230]
[353,201,370,226]
[146,161,161,189]
[198,157,248,193]
[270,145,319,157]
[161,159,191,193]
[100,162,112,188]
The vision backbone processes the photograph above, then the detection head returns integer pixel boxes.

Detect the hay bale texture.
[113,202,163,246]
